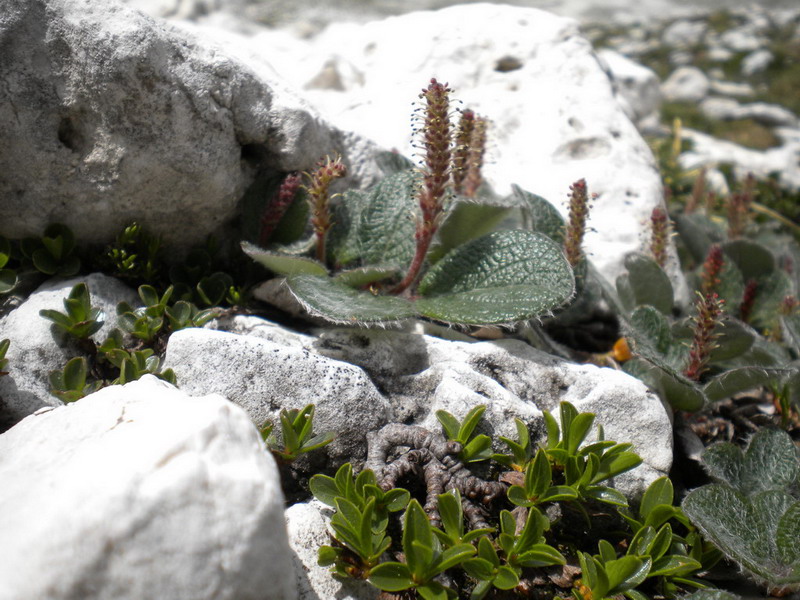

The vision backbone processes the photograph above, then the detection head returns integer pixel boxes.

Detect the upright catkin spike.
[564,179,590,267]
[649,206,670,268]
[305,155,346,264]
[452,109,475,195]
[259,172,301,246]
[685,167,706,214]
[464,116,488,198]
[684,292,725,381]
[700,244,724,296]
[393,79,454,295]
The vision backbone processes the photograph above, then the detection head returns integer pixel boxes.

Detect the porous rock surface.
[0,0,379,251]
[0,273,138,430]
[0,375,294,600]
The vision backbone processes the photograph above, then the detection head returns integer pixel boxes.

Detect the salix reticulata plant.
[243,78,576,326]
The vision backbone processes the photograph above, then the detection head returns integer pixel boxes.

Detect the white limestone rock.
[661,66,710,103]
[661,19,707,48]
[0,0,381,253]
[0,375,294,600]
[680,128,800,190]
[701,97,798,128]
[0,273,138,430]
[741,49,774,76]
[285,501,379,600]
[163,328,392,465]
[313,327,673,499]
[597,49,662,131]
[251,3,671,285]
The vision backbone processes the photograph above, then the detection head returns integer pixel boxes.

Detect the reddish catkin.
[700,244,724,296]
[259,172,301,246]
[393,78,453,295]
[463,116,488,198]
[564,179,590,267]
[452,109,475,195]
[649,206,670,268]
[305,155,347,263]
[739,279,758,323]
[684,292,725,381]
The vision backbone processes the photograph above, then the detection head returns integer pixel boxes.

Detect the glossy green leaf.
[649,555,702,578]
[403,500,434,580]
[462,557,494,581]
[437,543,476,571]
[493,565,520,590]
[585,486,628,507]
[368,562,414,591]
[639,477,674,521]
[458,405,486,442]
[436,410,461,441]
[0,269,17,294]
[416,230,574,325]
[605,556,651,593]
[514,544,566,568]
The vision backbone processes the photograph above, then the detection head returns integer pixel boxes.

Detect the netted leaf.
[416,230,574,325]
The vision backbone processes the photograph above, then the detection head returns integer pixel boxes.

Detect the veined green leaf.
[368,562,414,591]
[417,230,574,325]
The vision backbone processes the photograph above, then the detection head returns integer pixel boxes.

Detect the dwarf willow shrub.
[243,79,578,327]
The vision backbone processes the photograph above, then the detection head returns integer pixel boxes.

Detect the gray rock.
[700,98,798,127]
[0,375,294,600]
[709,79,755,98]
[0,0,380,253]
[720,26,765,52]
[163,328,392,465]
[661,19,707,48]
[0,273,137,430]
[661,66,710,103]
[741,49,774,76]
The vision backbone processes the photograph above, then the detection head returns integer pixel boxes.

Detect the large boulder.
[0,375,294,600]
[0,0,379,252]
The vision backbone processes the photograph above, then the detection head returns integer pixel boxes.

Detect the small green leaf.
[458,405,486,442]
[605,556,651,593]
[437,489,464,540]
[462,557,494,581]
[368,562,414,591]
[649,555,702,578]
[513,544,566,568]
[436,543,476,571]
[639,477,674,521]
[334,266,398,287]
[585,486,628,507]
[0,269,17,294]
[436,410,461,441]
[493,565,520,590]
[63,356,87,391]
[403,500,434,580]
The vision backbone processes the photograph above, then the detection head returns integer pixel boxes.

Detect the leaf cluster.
[310,402,707,600]
[259,404,335,463]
